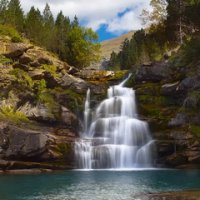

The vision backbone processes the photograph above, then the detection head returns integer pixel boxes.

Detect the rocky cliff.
[133,61,200,168]
[0,35,126,173]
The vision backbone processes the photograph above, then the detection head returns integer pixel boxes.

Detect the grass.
[190,125,200,138]
[41,64,59,78]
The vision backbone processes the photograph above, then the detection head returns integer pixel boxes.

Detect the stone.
[180,76,200,90]
[168,113,189,127]
[3,43,33,59]
[161,82,183,96]
[135,62,171,83]
[0,125,48,159]
[68,66,79,75]
[43,71,60,88]
[19,53,33,64]
[37,57,53,65]
[28,69,45,80]
[13,63,29,71]
[61,106,80,132]
[60,73,89,93]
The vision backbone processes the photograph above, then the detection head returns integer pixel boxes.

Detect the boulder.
[60,73,89,93]
[37,57,53,65]
[28,69,45,80]
[3,43,33,59]
[43,71,60,88]
[61,106,80,132]
[135,62,171,83]
[19,53,33,65]
[0,125,48,159]
[68,66,79,75]
[18,102,56,123]
[180,76,200,90]
[13,63,29,71]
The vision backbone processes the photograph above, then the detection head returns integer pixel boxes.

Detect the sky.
[20,0,151,41]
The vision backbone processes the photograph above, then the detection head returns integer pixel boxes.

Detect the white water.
[75,75,155,169]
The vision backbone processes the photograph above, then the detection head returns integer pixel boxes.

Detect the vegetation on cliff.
[0,0,100,68]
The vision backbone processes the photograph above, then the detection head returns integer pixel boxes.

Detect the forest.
[0,0,100,69]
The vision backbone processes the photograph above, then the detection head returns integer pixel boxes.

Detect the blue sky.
[20,0,151,41]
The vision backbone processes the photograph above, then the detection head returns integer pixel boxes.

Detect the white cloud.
[20,0,151,34]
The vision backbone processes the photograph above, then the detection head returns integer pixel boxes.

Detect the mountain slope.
[100,31,134,60]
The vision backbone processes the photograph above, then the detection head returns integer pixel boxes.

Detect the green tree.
[25,6,43,43]
[6,0,24,31]
[66,26,100,68]
[0,0,8,24]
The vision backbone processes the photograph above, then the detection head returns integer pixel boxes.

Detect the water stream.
[75,75,155,169]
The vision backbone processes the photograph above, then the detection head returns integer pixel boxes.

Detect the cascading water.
[75,75,155,169]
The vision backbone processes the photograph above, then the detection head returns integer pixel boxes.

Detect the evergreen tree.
[0,0,8,24]
[6,0,24,31]
[25,7,43,43]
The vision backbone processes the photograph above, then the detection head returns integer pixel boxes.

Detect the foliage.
[0,104,29,123]
[0,54,12,64]
[10,68,34,90]
[0,24,22,42]
[41,64,58,77]
[0,0,100,68]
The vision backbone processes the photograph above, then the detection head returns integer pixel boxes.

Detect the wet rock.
[183,96,199,108]
[166,153,188,167]
[156,140,174,157]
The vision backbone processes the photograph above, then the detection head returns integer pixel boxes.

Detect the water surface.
[0,170,200,200]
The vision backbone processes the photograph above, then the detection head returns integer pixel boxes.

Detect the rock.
[161,82,184,96]
[156,140,175,157]
[60,73,89,93]
[61,106,80,132]
[135,62,170,83]
[183,96,199,108]
[18,102,56,123]
[29,69,45,80]
[76,69,115,80]
[166,153,188,167]
[187,151,200,163]
[68,66,79,75]
[19,53,33,64]
[43,71,60,88]
[3,43,33,59]
[0,125,48,159]
[30,61,41,68]
[13,63,29,71]
[168,113,189,127]
[180,76,200,90]
[37,57,53,65]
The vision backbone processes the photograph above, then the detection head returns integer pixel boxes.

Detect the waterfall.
[75,75,155,169]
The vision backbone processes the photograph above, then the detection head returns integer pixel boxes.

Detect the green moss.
[53,87,84,112]
[190,125,200,138]
[0,105,29,124]
[56,143,72,156]
[0,24,22,43]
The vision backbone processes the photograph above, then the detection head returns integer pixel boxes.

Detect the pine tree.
[6,0,24,31]
[0,0,8,24]
[25,6,43,43]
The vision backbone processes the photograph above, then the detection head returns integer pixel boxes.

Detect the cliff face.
[133,61,200,168]
[0,35,127,172]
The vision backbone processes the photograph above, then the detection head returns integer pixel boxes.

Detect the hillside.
[101,31,134,60]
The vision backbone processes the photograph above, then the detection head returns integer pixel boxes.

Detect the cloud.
[20,0,151,34]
